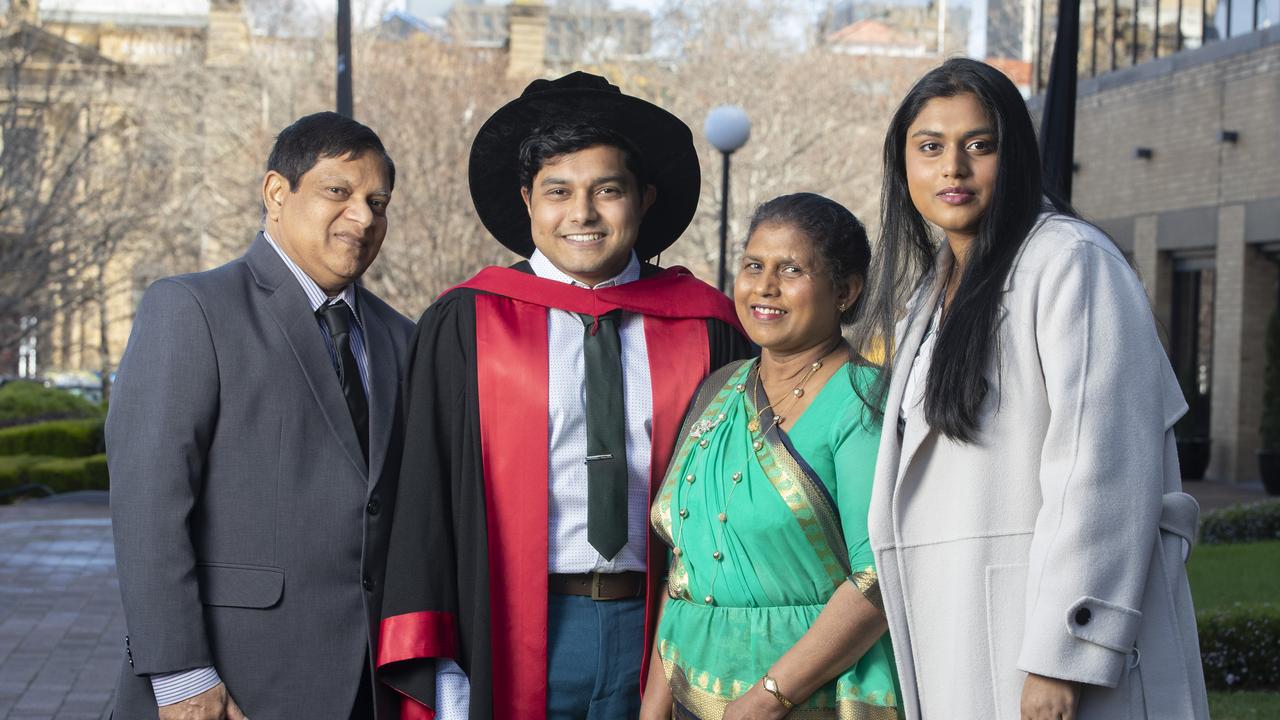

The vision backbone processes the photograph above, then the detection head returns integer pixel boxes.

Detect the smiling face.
[263,152,391,295]
[904,92,998,246]
[734,222,860,355]
[520,144,656,287]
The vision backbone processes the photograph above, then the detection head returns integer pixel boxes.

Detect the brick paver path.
[0,493,119,719]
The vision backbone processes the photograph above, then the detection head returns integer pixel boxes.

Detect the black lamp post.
[337,0,353,118]
[704,105,751,293]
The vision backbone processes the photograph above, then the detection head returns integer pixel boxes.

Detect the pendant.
[747,418,760,432]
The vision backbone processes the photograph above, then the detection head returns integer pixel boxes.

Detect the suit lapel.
[248,235,369,477]
[360,291,398,487]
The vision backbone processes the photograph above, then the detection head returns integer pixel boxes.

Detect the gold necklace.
[747,359,824,432]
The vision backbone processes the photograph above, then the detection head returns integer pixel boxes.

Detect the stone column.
[1132,214,1173,352]
[1209,204,1277,482]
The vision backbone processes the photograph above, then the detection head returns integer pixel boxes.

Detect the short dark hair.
[517,123,648,190]
[266,111,396,192]
[747,192,871,327]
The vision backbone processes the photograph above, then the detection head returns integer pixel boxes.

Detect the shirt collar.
[263,231,361,325]
[528,249,641,289]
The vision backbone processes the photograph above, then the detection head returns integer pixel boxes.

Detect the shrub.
[26,454,109,493]
[0,453,108,499]
[0,381,100,427]
[1198,603,1280,691]
[0,418,105,457]
[1200,501,1280,545]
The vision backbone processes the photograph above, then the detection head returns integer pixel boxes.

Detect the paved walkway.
[0,492,119,720]
[0,481,1273,719]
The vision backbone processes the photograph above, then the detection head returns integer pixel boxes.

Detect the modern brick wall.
[1032,26,1280,482]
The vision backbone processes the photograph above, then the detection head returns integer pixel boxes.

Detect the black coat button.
[366,498,380,516]
[362,576,375,592]
[1075,607,1092,625]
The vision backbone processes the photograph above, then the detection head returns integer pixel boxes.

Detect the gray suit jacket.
[108,234,414,719]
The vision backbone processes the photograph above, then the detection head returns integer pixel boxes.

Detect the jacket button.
[1074,607,1092,625]
[366,498,380,516]
[362,576,375,592]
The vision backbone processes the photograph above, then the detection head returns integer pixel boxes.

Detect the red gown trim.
[475,294,551,718]
[378,611,459,666]
[470,293,719,718]
[453,265,741,330]
[639,315,710,687]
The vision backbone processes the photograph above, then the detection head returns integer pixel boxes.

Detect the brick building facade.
[1032,26,1280,482]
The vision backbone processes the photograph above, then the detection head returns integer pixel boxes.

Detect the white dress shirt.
[150,231,372,706]
[434,249,657,718]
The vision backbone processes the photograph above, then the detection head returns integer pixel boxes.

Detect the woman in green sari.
[640,193,900,720]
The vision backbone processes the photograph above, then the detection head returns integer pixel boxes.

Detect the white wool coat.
[868,214,1210,719]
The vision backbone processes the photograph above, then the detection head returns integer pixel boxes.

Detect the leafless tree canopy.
[1,1,939,378]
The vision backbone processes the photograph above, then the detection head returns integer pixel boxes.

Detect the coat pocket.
[196,562,284,608]
[985,563,1029,720]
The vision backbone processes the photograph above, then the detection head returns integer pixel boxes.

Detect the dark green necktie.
[316,300,369,463]
[580,310,628,560]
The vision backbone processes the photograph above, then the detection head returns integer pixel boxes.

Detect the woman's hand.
[1020,673,1080,720]
[722,684,791,720]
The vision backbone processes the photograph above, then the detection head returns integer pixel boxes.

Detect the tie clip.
[584,454,614,463]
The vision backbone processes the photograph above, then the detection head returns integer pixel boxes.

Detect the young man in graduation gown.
[377,72,751,720]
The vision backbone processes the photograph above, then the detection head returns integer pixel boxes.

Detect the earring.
[837,303,847,311]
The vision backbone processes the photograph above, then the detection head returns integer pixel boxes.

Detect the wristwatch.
[760,674,795,710]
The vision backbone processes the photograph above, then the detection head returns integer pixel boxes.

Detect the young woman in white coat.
[863,58,1209,720]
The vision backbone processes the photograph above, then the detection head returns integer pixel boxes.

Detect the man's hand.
[157,682,247,720]
[1021,673,1079,720]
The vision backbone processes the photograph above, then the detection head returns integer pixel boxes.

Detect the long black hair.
[865,57,1073,442]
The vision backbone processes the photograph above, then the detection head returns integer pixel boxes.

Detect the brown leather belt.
[548,572,645,601]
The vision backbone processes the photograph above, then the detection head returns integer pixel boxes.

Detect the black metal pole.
[1091,0,1098,76]
[717,151,731,294]
[1039,0,1080,202]
[1131,0,1139,64]
[1153,0,1161,57]
[1111,0,1119,69]
[1176,0,1184,50]
[337,0,353,118]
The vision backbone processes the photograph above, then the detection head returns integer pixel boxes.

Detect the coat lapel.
[247,235,369,477]
[894,246,953,482]
[360,290,398,488]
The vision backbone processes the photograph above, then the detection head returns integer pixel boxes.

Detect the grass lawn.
[1186,540,1280,610]
[1190,540,1280,716]
[1209,690,1280,718]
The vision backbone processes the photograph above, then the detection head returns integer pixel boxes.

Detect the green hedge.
[0,381,100,426]
[1200,501,1280,545]
[1198,604,1280,691]
[0,453,108,498]
[0,418,104,457]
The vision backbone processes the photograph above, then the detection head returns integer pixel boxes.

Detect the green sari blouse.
[650,359,900,720]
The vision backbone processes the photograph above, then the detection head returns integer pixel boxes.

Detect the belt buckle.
[591,572,605,601]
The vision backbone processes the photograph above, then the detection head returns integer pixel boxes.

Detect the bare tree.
[0,21,135,374]
[355,37,522,313]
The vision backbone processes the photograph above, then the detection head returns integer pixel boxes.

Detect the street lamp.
[337,0,353,118]
[704,105,751,293]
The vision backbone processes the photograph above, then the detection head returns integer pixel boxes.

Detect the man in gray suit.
[108,112,413,720]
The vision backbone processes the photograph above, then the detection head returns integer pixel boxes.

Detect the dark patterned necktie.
[317,300,369,463]
[579,310,628,560]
